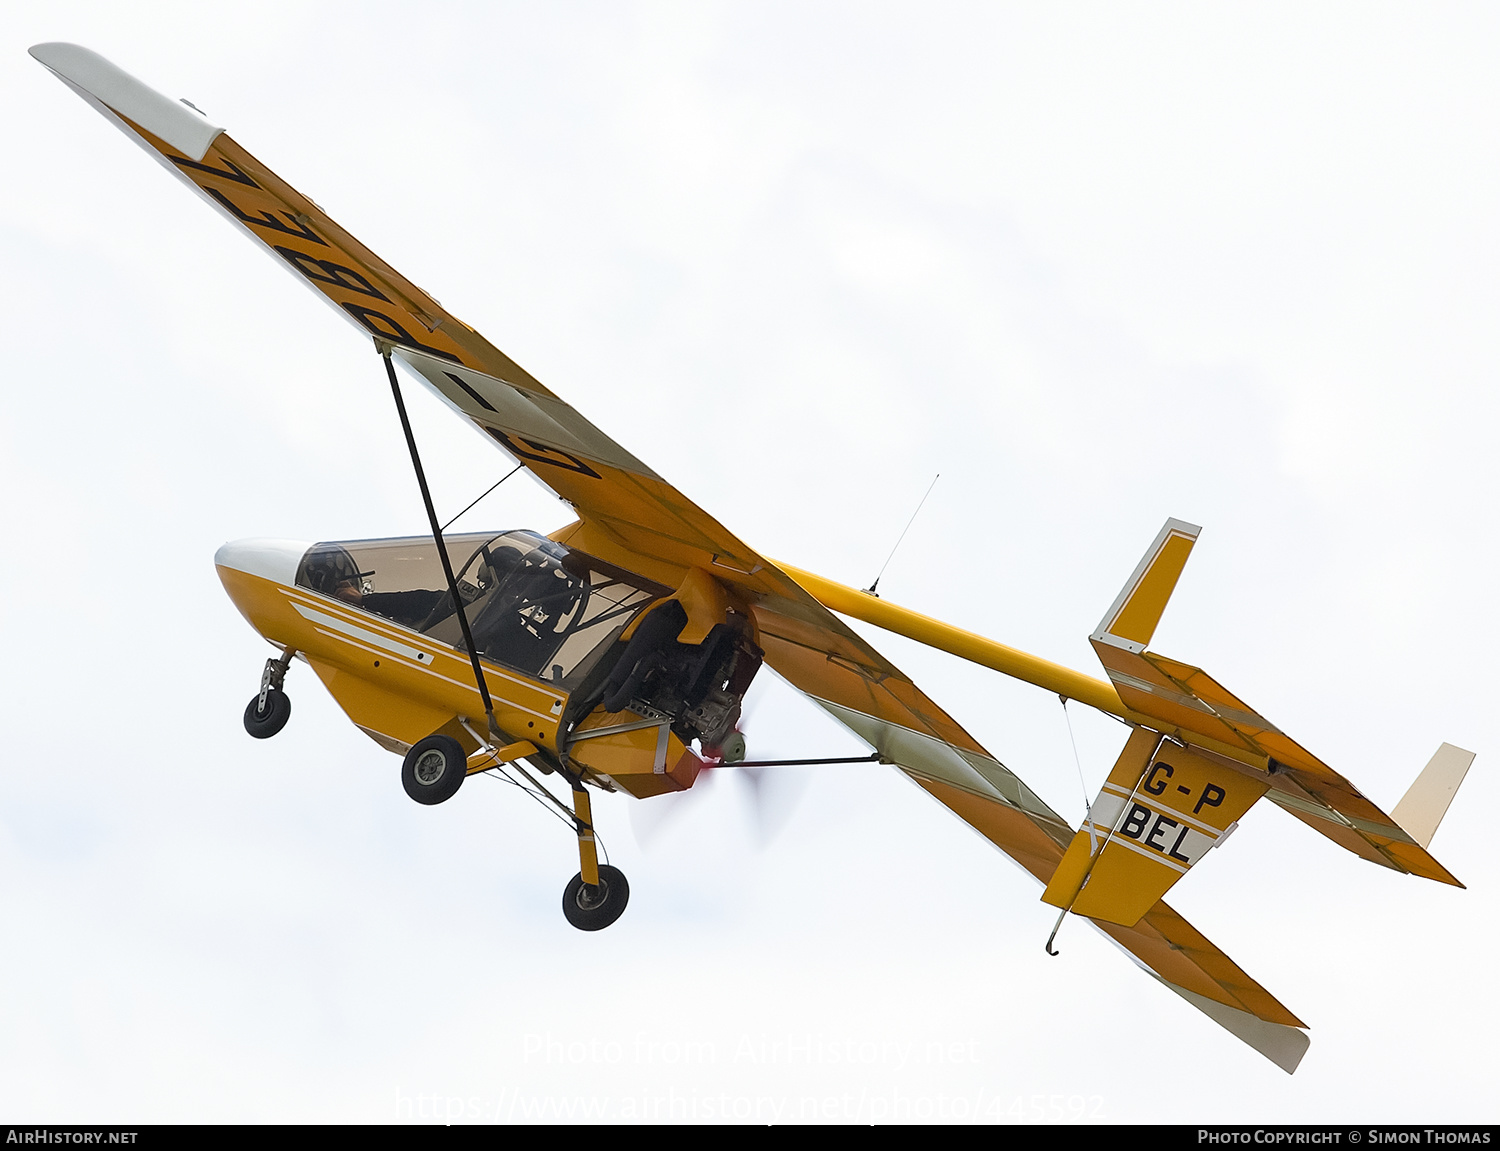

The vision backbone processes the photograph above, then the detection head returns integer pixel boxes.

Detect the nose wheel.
[244,647,295,739]
[244,689,291,738]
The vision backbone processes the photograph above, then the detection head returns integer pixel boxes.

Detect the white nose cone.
[215,538,311,587]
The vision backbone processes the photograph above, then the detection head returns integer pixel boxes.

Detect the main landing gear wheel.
[562,865,630,931]
[401,734,468,805]
[243,689,291,739]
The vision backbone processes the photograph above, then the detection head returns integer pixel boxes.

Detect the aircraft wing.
[34,42,1309,1071]
[27,42,799,602]
[773,665,1310,1073]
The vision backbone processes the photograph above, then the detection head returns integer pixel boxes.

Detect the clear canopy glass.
[295,530,664,688]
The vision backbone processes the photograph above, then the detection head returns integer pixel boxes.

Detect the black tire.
[243,689,291,739]
[401,734,468,805]
[562,865,630,931]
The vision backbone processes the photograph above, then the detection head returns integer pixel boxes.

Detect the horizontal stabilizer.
[1392,743,1475,849]
[1090,523,1467,888]
[1043,728,1267,926]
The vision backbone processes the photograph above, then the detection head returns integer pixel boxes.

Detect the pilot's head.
[485,545,524,587]
[301,544,368,606]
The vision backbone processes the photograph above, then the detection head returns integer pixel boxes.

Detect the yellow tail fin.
[1090,518,1200,653]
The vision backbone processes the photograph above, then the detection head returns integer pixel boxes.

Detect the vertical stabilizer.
[1392,743,1475,849]
[1091,518,1201,653]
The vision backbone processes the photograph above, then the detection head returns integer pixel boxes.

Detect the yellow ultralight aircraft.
[32,43,1475,1074]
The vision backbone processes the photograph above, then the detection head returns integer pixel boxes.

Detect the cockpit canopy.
[296,530,665,688]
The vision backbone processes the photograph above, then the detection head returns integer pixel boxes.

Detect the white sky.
[2,1,1496,1124]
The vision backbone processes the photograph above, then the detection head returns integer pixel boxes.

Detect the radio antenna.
[864,473,939,597]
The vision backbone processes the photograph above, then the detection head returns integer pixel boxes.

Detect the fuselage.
[213,532,753,796]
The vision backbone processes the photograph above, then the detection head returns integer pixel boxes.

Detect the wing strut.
[380,346,501,740]
[383,348,607,885]
[728,753,882,768]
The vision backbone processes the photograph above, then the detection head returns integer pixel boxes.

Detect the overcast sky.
[2,1,1497,1124]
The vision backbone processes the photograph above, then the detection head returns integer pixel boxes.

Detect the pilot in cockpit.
[299,545,370,606]
[300,543,453,630]
[298,540,583,676]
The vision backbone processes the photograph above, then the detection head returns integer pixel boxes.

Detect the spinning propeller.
[629,685,878,849]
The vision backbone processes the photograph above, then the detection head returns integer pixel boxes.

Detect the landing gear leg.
[561,783,629,931]
[244,646,294,739]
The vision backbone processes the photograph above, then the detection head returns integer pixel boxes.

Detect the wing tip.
[30,41,223,161]
[1158,979,1311,1074]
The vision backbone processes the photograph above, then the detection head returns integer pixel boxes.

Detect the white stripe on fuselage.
[291,600,433,662]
